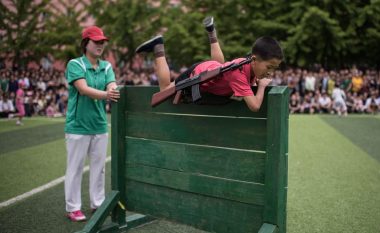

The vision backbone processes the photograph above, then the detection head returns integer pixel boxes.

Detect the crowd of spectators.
[1,64,379,122]
[279,68,380,115]
[116,65,380,116]
[0,68,68,119]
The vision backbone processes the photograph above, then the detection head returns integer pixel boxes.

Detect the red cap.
[82,26,109,41]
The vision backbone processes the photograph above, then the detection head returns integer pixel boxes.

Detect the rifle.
[151,56,253,107]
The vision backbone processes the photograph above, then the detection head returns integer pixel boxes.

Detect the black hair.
[80,38,90,54]
[251,36,284,61]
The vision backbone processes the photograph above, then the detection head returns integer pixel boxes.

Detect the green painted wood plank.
[110,87,127,225]
[125,112,267,151]
[125,137,266,183]
[76,191,119,233]
[126,165,265,206]
[258,223,278,233]
[125,214,156,230]
[263,86,289,233]
[125,180,264,233]
[98,223,119,233]
[109,86,288,233]
[123,86,269,118]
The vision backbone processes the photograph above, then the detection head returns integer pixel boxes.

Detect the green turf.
[0,117,64,133]
[0,115,379,233]
[0,121,65,154]
[0,138,69,202]
[0,146,111,203]
[287,115,380,233]
[0,118,111,202]
[0,161,202,233]
[320,115,380,162]
[0,162,112,233]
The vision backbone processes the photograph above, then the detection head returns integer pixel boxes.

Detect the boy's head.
[251,36,284,79]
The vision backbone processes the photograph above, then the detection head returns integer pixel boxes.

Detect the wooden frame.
[77,86,289,233]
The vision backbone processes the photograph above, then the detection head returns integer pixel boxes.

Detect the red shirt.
[191,58,256,97]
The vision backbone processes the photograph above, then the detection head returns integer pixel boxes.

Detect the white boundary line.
[0,157,111,209]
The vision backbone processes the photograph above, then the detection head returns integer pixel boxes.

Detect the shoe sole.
[66,213,86,222]
[67,216,86,222]
[203,16,214,27]
[135,35,163,53]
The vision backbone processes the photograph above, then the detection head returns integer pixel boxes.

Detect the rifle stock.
[151,86,176,107]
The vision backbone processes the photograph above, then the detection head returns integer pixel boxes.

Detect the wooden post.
[111,86,127,226]
[263,86,289,233]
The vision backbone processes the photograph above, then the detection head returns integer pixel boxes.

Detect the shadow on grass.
[320,115,380,163]
[0,123,65,155]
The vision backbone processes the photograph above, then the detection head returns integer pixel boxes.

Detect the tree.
[36,0,90,64]
[88,0,164,69]
[281,0,380,69]
[0,0,49,68]
[352,0,380,68]
[157,0,289,67]
[2,0,379,70]
[284,7,346,68]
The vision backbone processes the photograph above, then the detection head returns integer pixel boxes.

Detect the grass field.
[0,115,379,233]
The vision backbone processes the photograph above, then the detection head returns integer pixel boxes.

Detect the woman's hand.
[106,88,120,102]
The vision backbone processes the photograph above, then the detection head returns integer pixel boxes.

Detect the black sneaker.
[135,35,164,54]
[203,16,214,32]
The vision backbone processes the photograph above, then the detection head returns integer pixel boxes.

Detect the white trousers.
[64,133,108,212]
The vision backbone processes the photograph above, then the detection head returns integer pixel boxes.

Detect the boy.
[331,83,348,116]
[135,17,283,112]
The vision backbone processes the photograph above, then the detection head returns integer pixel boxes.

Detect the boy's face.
[251,57,282,79]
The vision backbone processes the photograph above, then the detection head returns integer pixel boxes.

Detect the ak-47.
[151,56,253,107]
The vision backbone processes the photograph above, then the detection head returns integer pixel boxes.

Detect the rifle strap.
[175,62,203,84]
[173,62,203,104]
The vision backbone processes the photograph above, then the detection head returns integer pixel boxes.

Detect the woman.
[64,26,120,222]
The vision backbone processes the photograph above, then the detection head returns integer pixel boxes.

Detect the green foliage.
[36,0,89,63]
[284,6,346,68]
[0,0,49,67]
[352,0,380,67]
[1,0,380,69]
[88,0,164,68]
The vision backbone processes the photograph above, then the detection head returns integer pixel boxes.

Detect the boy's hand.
[258,78,272,87]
